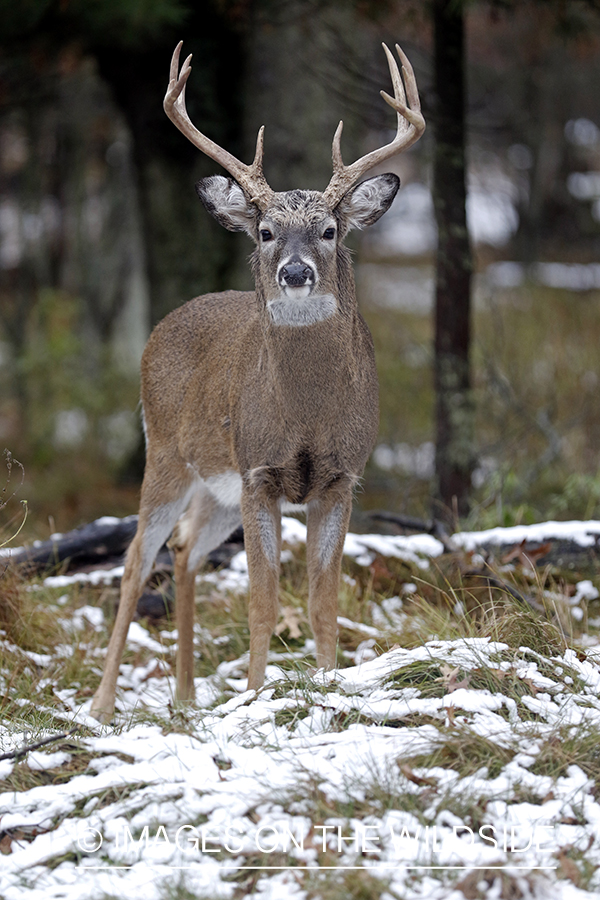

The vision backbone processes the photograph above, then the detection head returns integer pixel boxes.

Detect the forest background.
[2,0,600,543]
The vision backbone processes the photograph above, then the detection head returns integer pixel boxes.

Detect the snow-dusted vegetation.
[2,518,600,899]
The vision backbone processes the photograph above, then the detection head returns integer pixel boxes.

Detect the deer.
[90,40,425,723]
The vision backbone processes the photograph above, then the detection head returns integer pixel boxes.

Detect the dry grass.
[1,537,599,896]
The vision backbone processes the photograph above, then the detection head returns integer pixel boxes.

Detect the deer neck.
[256,272,363,414]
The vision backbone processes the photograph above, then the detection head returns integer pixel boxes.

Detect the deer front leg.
[171,486,242,704]
[90,533,149,723]
[90,475,195,723]
[170,486,213,706]
[241,486,281,691]
[306,491,352,672]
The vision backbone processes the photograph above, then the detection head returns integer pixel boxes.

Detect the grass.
[2,509,600,895]
[153,883,227,900]
[530,723,600,786]
[0,743,133,794]
[303,868,393,900]
[359,273,600,527]
[405,728,516,780]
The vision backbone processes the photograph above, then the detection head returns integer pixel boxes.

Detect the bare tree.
[432,0,475,520]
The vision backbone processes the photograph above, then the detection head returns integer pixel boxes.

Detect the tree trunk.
[432,0,475,521]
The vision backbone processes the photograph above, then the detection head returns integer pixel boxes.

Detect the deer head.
[165,41,425,324]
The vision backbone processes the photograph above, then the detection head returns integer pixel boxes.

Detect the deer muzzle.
[279,261,315,288]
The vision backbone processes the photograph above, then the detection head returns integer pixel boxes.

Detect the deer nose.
[280,261,314,287]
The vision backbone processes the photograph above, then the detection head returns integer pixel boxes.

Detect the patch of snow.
[28,750,72,771]
[44,566,125,588]
[453,520,600,552]
[573,580,600,604]
[373,441,435,478]
[1,636,600,897]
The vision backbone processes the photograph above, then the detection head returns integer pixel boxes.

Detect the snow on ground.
[453,520,600,553]
[3,640,600,899]
[2,518,600,898]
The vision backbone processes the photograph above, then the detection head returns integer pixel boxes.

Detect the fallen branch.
[0,726,80,762]
[4,516,244,576]
[367,509,455,550]
[5,516,138,572]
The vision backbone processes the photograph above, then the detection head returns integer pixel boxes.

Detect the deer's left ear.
[337,173,400,230]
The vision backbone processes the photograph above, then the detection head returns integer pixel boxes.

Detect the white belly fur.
[203,471,307,514]
[204,471,243,508]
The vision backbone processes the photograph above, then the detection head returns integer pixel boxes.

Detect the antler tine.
[380,43,424,130]
[395,44,420,114]
[164,42,274,209]
[381,42,409,136]
[323,43,425,208]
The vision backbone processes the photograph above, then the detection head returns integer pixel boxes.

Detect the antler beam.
[323,43,425,208]
[164,41,274,209]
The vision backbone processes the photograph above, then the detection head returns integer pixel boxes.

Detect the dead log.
[7,512,600,577]
[5,512,600,623]
[4,516,244,577]
[367,509,454,550]
[4,515,245,621]
[6,516,139,572]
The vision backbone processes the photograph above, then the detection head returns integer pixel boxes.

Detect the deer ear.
[196,175,258,234]
[338,173,400,230]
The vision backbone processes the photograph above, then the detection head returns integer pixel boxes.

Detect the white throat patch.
[267,292,337,327]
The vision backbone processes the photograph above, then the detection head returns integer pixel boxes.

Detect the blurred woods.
[2,0,600,539]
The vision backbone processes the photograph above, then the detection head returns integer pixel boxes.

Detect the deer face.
[169,39,423,323]
[196,173,399,326]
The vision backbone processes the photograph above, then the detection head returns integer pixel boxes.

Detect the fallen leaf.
[275,606,304,639]
[398,763,437,787]
[142,663,167,682]
[556,850,580,886]
[502,540,552,571]
[369,556,395,590]
[438,663,471,693]
[519,677,540,695]
[0,834,12,855]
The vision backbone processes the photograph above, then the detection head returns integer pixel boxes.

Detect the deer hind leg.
[170,484,242,704]
[306,489,353,672]
[241,483,282,691]
[90,466,197,723]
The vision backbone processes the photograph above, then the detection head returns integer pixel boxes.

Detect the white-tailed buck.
[91,40,424,722]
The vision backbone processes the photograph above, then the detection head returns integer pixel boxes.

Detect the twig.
[0,726,80,762]
[0,449,27,554]
[464,571,547,615]
[0,450,24,511]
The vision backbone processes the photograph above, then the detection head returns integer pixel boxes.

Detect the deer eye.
[260,229,273,242]
[323,227,336,240]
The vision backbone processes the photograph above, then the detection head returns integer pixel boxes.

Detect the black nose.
[280,262,313,287]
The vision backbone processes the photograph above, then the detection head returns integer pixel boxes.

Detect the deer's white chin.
[283,284,312,300]
[267,292,337,327]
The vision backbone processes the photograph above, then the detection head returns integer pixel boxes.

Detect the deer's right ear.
[195,176,258,234]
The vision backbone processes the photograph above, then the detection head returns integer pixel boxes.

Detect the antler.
[323,43,425,208]
[164,42,274,209]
